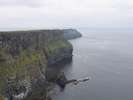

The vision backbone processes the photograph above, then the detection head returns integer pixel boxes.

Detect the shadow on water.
[47,57,73,71]
[45,58,73,93]
[45,57,73,82]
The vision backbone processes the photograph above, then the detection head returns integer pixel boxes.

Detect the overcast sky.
[0,0,132,30]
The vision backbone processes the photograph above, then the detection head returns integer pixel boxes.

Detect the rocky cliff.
[0,30,73,100]
[63,29,82,40]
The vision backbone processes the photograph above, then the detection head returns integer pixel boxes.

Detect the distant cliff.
[0,30,73,100]
[63,29,82,40]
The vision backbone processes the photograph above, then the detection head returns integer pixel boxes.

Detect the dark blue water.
[53,30,133,100]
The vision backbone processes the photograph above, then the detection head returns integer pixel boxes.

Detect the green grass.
[0,49,43,93]
[0,50,42,77]
[45,39,72,56]
[0,38,72,98]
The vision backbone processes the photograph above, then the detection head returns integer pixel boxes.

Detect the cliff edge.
[63,29,82,40]
[0,30,73,100]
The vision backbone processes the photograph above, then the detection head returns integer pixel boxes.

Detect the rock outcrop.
[62,29,82,40]
[0,30,73,100]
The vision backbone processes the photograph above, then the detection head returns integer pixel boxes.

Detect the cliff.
[0,30,73,100]
[63,29,82,40]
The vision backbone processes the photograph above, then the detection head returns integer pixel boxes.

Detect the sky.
[0,0,132,30]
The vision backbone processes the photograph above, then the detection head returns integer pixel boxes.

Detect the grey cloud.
[0,0,132,30]
[0,0,43,7]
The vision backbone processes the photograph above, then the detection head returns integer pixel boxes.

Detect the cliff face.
[0,30,73,100]
[63,29,82,40]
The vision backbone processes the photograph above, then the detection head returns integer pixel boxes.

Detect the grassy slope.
[0,48,44,95]
[0,38,72,99]
[45,39,72,57]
